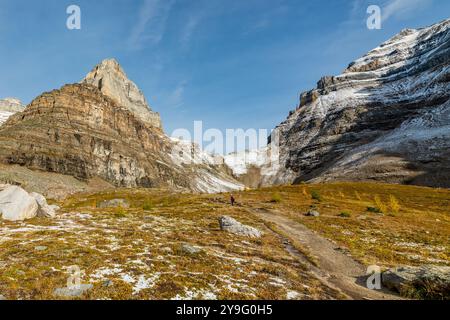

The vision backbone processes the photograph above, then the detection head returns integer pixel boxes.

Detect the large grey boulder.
[219,216,262,238]
[382,265,450,299]
[30,192,57,218]
[0,185,38,221]
[53,284,93,298]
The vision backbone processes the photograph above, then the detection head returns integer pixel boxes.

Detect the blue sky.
[0,0,449,139]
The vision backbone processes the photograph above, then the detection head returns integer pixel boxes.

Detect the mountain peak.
[82,58,162,129]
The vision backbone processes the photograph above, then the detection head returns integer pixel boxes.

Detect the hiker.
[230,194,236,206]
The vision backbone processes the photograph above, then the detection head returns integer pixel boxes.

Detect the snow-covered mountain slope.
[170,138,244,193]
[269,18,450,187]
[0,111,14,126]
[224,147,282,188]
[0,98,24,126]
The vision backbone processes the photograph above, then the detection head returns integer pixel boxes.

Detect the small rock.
[305,210,320,217]
[97,199,130,209]
[49,205,61,211]
[34,246,48,251]
[102,280,113,288]
[53,284,93,298]
[180,244,202,255]
[219,216,262,238]
[0,185,38,221]
[382,265,450,299]
[0,294,6,300]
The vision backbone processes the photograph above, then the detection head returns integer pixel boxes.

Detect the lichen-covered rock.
[180,244,202,255]
[53,284,93,298]
[219,216,262,238]
[97,199,130,209]
[382,265,450,299]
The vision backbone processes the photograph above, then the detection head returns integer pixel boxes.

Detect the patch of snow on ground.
[0,111,13,125]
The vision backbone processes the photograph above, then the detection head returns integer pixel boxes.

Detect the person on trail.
[230,194,236,206]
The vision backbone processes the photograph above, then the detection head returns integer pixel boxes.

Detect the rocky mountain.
[0,61,242,193]
[0,98,24,126]
[82,59,162,129]
[239,18,450,188]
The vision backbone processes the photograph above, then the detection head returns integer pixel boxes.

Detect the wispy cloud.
[243,4,289,36]
[382,0,433,22]
[167,80,187,108]
[180,14,203,50]
[129,0,175,50]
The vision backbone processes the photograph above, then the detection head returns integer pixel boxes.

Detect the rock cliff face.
[265,19,450,188]
[0,66,242,193]
[0,98,24,126]
[82,59,162,129]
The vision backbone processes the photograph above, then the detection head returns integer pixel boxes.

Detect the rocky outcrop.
[382,265,450,299]
[0,185,39,221]
[0,84,178,188]
[82,59,162,129]
[265,19,450,188]
[0,72,242,193]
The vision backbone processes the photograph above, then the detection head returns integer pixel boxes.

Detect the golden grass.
[232,182,450,268]
[0,182,448,300]
[0,187,339,300]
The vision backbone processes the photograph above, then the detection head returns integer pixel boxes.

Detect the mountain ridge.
[0,66,243,194]
[228,18,450,188]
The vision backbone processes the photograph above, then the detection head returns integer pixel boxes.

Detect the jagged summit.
[82,58,162,129]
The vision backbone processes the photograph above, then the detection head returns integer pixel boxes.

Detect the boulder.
[30,192,57,218]
[53,284,93,298]
[382,265,450,299]
[219,216,262,238]
[97,199,130,209]
[180,244,202,255]
[305,210,320,217]
[0,185,38,221]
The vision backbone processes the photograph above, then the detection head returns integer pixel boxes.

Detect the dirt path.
[249,208,402,300]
